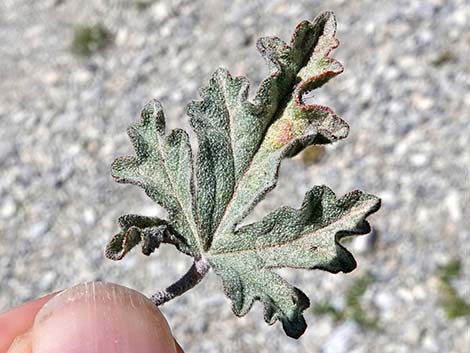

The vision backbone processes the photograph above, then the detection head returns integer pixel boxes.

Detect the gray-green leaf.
[107,11,381,338]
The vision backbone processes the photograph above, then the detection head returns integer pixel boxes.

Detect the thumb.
[10,282,181,353]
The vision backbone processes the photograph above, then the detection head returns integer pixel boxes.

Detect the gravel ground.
[1,0,469,352]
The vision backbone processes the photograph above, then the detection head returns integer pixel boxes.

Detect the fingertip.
[32,282,177,353]
[0,293,56,353]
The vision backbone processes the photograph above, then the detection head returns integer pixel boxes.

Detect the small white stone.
[403,323,422,344]
[152,2,169,21]
[412,93,433,111]
[379,190,398,207]
[374,291,399,320]
[452,10,468,27]
[397,287,414,302]
[422,334,439,352]
[445,190,461,222]
[384,66,400,80]
[83,209,96,225]
[40,271,57,290]
[410,153,429,167]
[352,230,377,254]
[29,222,49,239]
[115,29,129,46]
[73,69,92,83]
[365,22,375,34]
[44,70,60,85]
[322,321,358,353]
[411,284,426,300]
[0,197,16,218]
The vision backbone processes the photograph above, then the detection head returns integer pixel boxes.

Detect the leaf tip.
[140,99,166,133]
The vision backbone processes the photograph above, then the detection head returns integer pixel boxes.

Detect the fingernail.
[7,331,32,353]
[32,282,177,353]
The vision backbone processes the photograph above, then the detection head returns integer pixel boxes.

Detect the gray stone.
[28,222,49,239]
[0,141,15,163]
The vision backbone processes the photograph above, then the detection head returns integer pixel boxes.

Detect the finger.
[0,293,57,353]
[6,331,32,353]
[31,282,178,353]
[174,339,185,353]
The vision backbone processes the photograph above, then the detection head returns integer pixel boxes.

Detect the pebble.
[28,222,49,239]
[403,323,422,344]
[374,291,399,320]
[444,190,462,222]
[151,2,169,22]
[409,153,430,167]
[39,271,57,291]
[352,228,378,254]
[322,321,359,353]
[422,335,440,352]
[0,141,15,164]
[83,208,96,225]
[0,196,17,219]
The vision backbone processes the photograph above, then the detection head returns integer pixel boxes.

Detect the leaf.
[209,186,379,337]
[107,11,381,338]
[105,215,189,260]
[111,100,200,256]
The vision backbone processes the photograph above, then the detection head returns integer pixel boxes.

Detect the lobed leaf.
[207,11,349,247]
[208,186,380,338]
[107,11,381,338]
[188,69,261,249]
[111,100,199,255]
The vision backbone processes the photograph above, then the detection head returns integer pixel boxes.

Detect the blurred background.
[0,0,469,352]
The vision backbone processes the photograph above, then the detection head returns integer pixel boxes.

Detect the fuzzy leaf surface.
[111,101,199,256]
[209,186,380,337]
[107,11,381,338]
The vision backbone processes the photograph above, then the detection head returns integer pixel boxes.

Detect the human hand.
[0,282,184,353]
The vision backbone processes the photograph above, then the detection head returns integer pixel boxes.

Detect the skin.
[0,282,184,353]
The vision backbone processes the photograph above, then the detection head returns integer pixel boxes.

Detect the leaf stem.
[150,258,210,306]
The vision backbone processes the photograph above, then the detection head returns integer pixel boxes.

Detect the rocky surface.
[1,0,469,352]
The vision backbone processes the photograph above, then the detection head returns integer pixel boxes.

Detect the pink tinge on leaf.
[273,120,294,147]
